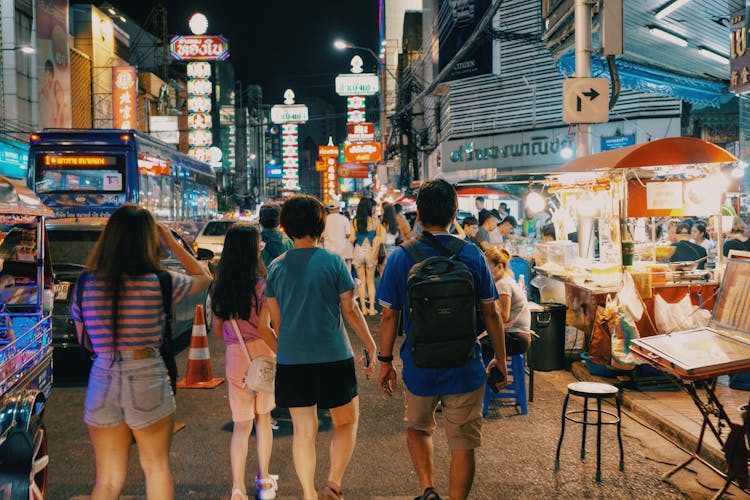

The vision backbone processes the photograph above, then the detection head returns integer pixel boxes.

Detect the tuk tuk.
[0,176,53,499]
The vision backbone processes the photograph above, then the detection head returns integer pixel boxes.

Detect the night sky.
[117,0,380,108]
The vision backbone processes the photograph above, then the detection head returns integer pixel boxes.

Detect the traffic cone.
[176,304,224,389]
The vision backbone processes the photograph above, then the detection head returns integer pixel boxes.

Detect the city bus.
[27,129,217,231]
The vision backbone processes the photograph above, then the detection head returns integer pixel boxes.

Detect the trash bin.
[529,303,567,371]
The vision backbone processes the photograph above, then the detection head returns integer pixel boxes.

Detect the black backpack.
[76,270,177,394]
[403,232,477,368]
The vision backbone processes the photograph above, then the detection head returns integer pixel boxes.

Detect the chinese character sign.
[112,66,137,130]
[731,8,750,93]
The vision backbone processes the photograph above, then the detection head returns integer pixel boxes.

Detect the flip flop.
[414,486,440,500]
[317,480,344,499]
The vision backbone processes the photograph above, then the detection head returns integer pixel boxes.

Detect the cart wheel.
[27,416,48,500]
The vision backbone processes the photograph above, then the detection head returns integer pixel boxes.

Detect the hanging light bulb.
[525,191,546,214]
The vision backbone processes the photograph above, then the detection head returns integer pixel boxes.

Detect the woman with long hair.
[349,198,382,315]
[483,248,532,357]
[266,195,376,500]
[690,221,715,251]
[71,204,211,499]
[211,224,279,500]
[377,202,400,275]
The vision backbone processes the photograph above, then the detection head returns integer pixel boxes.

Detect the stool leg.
[596,398,602,482]
[580,397,588,460]
[555,393,570,471]
[616,393,624,471]
[528,360,534,402]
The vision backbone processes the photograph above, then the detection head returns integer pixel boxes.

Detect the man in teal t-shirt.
[259,203,293,267]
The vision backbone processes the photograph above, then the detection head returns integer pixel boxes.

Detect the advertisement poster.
[36,0,71,128]
[437,0,492,81]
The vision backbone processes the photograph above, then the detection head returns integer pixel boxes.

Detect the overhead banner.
[437,0,492,81]
[36,0,72,128]
[112,66,137,130]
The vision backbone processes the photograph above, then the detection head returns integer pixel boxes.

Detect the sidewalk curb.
[562,362,726,471]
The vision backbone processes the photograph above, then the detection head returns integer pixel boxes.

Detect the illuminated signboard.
[338,162,369,178]
[282,123,300,192]
[319,145,339,157]
[265,164,283,178]
[137,154,170,176]
[347,96,365,109]
[187,62,213,162]
[347,122,375,142]
[186,61,211,79]
[271,104,309,124]
[43,155,117,167]
[187,112,212,130]
[335,73,379,96]
[344,142,382,163]
[188,96,212,113]
[170,35,230,61]
[112,66,137,130]
[187,79,212,95]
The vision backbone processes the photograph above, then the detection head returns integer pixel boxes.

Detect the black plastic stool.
[554,381,624,482]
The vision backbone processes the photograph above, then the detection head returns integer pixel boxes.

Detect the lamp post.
[334,40,395,164]
[0,45,36,135]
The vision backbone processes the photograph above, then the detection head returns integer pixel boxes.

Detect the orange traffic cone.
[176,304,224,389]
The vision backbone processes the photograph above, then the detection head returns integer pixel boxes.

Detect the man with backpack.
[259,203,293,267]
[376,179,508,500]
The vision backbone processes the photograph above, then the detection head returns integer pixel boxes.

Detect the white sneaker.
[256,474,279,500]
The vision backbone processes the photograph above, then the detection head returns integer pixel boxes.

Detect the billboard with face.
[36,0,72,128]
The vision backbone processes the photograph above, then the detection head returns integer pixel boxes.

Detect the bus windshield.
[35,153,126,193]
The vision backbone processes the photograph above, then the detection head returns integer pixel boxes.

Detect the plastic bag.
[587,296,618,366]
[618,271,644,321]
[611,308,641,369]
[654,293,704,334]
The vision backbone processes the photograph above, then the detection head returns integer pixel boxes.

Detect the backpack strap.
[261,232,280,260]
[420,231,467,259]
[76,271,93,358]
[155,270,173,340]
[402,238,431,264]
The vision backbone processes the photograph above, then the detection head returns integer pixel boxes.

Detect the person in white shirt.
[322,204,352,266]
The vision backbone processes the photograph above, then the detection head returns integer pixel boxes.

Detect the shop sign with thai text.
[271,104,309,124]
[335,73,379,96]
[441,127,573,173]
[170,35,230,61]
[319,145,339,157]
[731,8,750,93]
[338,162,369,178]
[344,142,382,163]
[347,122,375,142]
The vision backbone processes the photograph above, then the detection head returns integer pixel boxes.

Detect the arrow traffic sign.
[563,78,609,124]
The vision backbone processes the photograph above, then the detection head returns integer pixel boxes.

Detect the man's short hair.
[500,202,508,209]
[280,195,326,239]
[478,209,494,226]
[541,223,556,239]
[475,196,485,203]
[461,216,478,228]
[500,215,518,228]
[258,203,282,228]
[416,179,457,228]
[675,223,691,235]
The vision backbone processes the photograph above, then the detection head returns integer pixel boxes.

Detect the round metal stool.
[554,381,624,482]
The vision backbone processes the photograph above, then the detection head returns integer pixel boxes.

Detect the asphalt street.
[44,315,744,499]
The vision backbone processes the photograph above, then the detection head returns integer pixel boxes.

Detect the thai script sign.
[170,35,230,61]
[344,142,382,163]
[271,104,309,124]
[335,73,379,96]
[338,162,369,178]
[347,122,375,142]
[319,145,339,157]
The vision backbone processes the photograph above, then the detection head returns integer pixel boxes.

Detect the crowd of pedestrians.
[72,182,526,500]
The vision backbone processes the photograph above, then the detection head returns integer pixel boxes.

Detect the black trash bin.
[529,303,567,371]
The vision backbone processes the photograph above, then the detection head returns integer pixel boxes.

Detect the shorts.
[84,350,175,430]
[404,385,484,450]
[226,340,276,421]
[352,241,376,269]
[275,357,357,409]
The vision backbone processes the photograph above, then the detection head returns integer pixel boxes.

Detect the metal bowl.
[667,261,700,272]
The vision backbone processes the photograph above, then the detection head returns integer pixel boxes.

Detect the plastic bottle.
[518,274,526,295]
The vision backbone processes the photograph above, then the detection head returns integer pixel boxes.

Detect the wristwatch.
[377,352,394,362]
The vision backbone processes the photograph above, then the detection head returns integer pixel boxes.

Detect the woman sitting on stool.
[481,248,532,358]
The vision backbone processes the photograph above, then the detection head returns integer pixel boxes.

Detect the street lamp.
[333,39,396,80]
[1,45,36,134]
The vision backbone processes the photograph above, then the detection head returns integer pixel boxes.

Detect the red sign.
[344,142,382,163]
[170,35,230,61]
[318,145,339,157]
[112,66,137,130]
[338,162,369,178]
[347,122,375,142]
[315,160,325,172]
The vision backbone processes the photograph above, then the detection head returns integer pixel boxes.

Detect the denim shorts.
[84,350,176,430]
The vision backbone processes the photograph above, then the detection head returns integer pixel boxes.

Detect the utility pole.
[575,0,592,158]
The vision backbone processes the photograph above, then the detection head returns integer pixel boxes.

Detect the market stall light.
[731,166,745,179]
[525,191,546,214]
[654,0,691,19]
[648,27,688,47]
[697,47,729,65]
[560,145,574,159]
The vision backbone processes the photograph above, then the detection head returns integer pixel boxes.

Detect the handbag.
[229,319,276,394]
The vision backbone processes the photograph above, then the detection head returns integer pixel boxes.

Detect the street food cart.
[0,176,53,499]
[536,137,736,340]
[632,253,750,499]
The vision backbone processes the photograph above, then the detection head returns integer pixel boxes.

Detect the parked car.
[194,218,260,260]
[46,218,213,353]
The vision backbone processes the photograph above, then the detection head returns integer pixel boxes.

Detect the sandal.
[230,488,249,500]
[414,486,441,500]
[317,480,344,499]
[255,474,279,500]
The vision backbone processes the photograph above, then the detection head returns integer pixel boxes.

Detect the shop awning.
[556,137,737,173]
[0,176,53,217]
[455,186,515,197]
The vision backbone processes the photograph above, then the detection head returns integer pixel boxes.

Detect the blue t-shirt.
[266,248,355,365]
[376,233,498,396]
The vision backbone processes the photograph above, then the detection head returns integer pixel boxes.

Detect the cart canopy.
[0,176,52,217]
[556,137,736,173]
